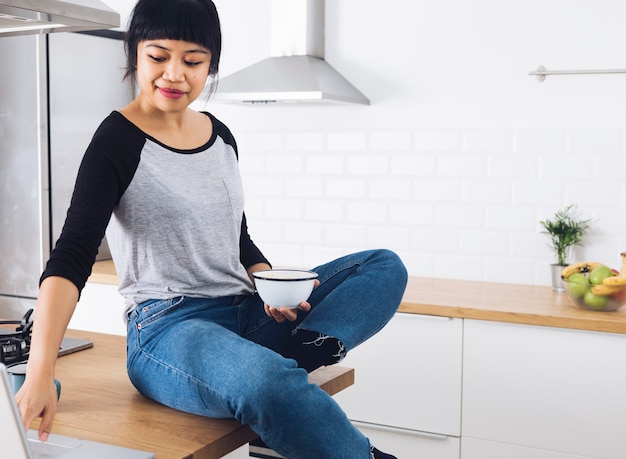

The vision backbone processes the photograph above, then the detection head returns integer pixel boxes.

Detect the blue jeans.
[126,249,407,459]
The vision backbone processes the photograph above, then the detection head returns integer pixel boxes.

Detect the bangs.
[137,2,216,50]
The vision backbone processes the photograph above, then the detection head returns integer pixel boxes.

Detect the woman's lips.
[158,87,185,99]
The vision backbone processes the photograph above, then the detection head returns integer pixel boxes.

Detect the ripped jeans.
[126,249,407,459]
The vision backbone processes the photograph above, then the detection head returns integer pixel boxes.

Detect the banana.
[590,283,623,296]
[602,274,626,286]
[561,261,604,279]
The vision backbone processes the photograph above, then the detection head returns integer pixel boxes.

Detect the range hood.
[214,0,369,105]
[0,0,119,37]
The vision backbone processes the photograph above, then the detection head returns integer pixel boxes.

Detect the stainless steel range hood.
[0,0,119,37]
[214,0,369,105]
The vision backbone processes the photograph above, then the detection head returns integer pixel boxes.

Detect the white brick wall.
[197,0,626,286]
[233,126,626,286]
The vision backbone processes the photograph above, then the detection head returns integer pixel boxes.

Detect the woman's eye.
[149,55,166,63]
[185,61,202,67]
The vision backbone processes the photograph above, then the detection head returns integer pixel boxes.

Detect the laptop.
[0,364,155,459]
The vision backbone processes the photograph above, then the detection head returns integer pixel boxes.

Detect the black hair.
[123,0,222,95]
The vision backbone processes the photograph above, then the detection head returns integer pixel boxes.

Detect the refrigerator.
[0,31,130,320]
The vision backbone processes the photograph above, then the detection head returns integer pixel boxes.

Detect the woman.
[16,1,407,458]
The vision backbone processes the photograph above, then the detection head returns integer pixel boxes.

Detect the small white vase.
[551,264,566,292]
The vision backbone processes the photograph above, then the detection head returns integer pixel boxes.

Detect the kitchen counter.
[90,260,626,335]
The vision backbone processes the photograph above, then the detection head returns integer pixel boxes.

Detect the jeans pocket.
[136,296,185,330]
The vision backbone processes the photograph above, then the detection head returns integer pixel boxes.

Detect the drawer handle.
[351,420,451,440]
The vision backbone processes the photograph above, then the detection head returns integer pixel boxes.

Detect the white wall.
[106,0,626,286]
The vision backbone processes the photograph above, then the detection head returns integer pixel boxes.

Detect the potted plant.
[540,204,590,291]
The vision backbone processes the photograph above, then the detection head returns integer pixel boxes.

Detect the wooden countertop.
[90,260,626,335]
[33,329,354,459]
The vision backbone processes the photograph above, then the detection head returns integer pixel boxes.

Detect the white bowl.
[252,269,318,308]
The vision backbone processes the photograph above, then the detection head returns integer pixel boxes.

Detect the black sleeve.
[40,112,143,292]
[239,213,271,269]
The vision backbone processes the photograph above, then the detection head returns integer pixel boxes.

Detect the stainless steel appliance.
[0,0,119,37]
[0,31,130,319]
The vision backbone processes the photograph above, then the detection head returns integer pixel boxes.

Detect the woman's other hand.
[16,375,59,442]
[264,279,319,322]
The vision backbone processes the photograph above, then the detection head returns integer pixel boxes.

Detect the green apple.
[566,272,589,298]
[589,265,615,285]
[584,290,609,310]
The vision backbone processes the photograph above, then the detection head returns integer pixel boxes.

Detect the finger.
[278,307,298,322]
[39,410,54,442]
[266,305,286,323]
[298,301,311,312]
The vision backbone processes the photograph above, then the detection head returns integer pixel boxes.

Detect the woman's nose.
[163,62,184,82]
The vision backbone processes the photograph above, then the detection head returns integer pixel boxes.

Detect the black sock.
[371,447,397,459]
[282,329,346,372]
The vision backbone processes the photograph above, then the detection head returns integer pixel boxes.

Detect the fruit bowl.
[562,276,626,312]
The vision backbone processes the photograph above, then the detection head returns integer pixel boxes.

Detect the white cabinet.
[462,437,594,459]
[334,313,463,458]
[462,319,626,459]
[70,282,127,335]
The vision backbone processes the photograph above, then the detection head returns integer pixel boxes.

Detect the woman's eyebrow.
[144,43,209,54]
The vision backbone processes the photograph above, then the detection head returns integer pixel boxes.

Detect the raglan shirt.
[41,111,269,317]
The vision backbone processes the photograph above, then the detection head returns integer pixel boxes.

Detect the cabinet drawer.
[355,422,460,459]
[463,319,626,459]
[335,313,463,436]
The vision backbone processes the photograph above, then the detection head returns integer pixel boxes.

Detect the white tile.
[304,199,345,222]
[488,154,538,179]
[285,132,324,152]
[483,257,536,284]
[244,131,285,152]
[485,206,537,232]
[367,226,412,251]
[323,223,367,246]
[436,204,484,229]
[413,179,460,202]
[438,154,486,178]
[512,180,564,205]
[463,129,514,153]
[369,131,412,152]
[390,153,437,177]
[461,180,511,204]
[346,154,389,175]
[459,230,510,256]
[327,131,367,151]
[389,203,435,226]
[284,177,324,198]
[283,221,324,244]
[326,178,367,199]
[540,154,591,180]
[515,129,566,155]
[567,129,623,154]
[411,228,460,253]
[304,154,346,176]
[265,154,305,175]
[434,254,484,280]
[345,201,388,223]
[264,198,304,220]
[414,130,462,152]
[368,178,412,200]
[595,154,626,180]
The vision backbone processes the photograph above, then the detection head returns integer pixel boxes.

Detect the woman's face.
[134,39,212,112]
